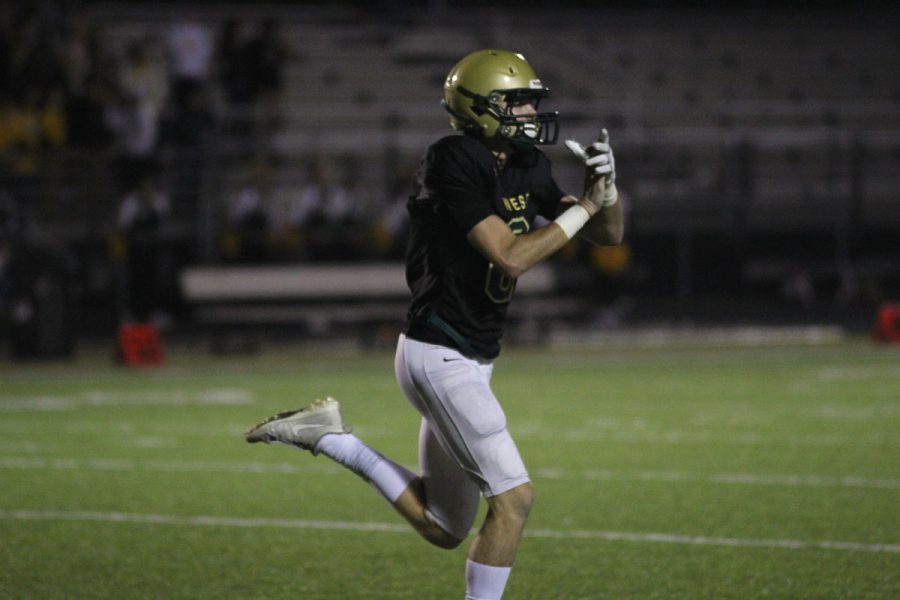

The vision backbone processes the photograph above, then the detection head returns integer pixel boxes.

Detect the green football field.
[1,336,898,599]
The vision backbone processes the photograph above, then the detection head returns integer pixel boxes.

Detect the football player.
[245,49,623,600]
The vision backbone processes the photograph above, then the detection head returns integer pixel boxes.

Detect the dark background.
[1,0,898,356]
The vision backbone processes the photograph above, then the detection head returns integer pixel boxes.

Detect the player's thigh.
[397,335,529,498]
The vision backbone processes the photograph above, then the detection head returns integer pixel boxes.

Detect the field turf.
[1,337,898,599]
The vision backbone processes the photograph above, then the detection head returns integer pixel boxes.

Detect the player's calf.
[246,397,418,511]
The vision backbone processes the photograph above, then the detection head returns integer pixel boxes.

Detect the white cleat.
[244,397,349,453]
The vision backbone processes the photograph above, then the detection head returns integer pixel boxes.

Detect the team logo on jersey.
[502,193,529,213]
[506,216,529,235]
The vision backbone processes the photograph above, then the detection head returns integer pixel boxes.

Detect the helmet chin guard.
[443,49,559,146]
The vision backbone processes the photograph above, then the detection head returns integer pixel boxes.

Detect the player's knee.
[418,514,469,550]
[432,530,467,550]
[420,520,467,549]
[511,482,534,520]
[492,482,534,525]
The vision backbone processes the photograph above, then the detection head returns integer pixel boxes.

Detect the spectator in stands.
[288,158,366,261]
[104,80,161,194]
[288,159,328,258]
[0,83,66,199]
[5,7,62,106]
[167,18,215,116]
[218,19,258,111]
[331,153,371,254]
[374,160,416,259]
[163,75,215,150]
[160,54,215,225]
[59,17,116,149]
[224,157,274,263]
[251,19,288,136]
[103,40,168,194]
[217,18,287,141]
[115,173,171,324]
[0,191,66,358]
[119,40,168,130]
[254,19,287,97]
[0,5,66,187]
[57,12,92,100]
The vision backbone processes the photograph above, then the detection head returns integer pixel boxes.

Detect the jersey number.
[484,217,530,304]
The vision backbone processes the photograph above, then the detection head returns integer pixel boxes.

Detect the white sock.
[313,433,416,503]
[465,559,512,600]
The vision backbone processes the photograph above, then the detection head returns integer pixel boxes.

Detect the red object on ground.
[118,324,164,365]
[873,303,900,343]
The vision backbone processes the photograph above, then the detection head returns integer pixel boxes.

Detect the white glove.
[565,128,618,207]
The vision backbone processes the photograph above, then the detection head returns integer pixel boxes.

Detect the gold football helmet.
[443,49,559,145]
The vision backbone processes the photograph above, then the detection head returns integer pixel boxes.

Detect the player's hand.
[565,129,615,184]
[565,128,618,208]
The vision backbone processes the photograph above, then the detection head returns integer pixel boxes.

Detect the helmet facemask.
[490,88,559,146]
[446,86,559,146]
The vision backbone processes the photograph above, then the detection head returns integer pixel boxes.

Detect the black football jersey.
[403,134,566,359]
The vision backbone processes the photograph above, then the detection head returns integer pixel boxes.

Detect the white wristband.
[554,203,591,240]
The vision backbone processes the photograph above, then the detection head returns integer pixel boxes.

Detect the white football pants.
[394,334,530,540]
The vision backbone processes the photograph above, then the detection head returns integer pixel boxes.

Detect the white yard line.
[533,468,900,489]
[523,526,900,554]
[0,421,897,447]
[0,456,341,475]
[815,366,900,381]
[1,455,897,490]
[0,422,248,436]
[514,429,900,447]
[1,509,896,554]
[0,389,253,411]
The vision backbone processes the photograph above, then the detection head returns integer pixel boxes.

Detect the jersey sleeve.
[423,139,496,234]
